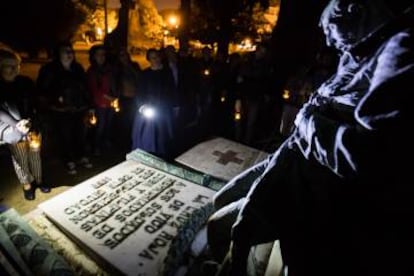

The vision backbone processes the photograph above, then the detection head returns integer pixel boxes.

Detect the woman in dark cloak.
[131,48,176,160]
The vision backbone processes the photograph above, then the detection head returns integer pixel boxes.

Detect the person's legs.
[8,142,35,200]
[54,112,77,173]
[94,107,106,154]
[73,111,92,169]
[28,148,42,184]
[244,100,260,145]
[103,108,115,148]
[28,147,50,193]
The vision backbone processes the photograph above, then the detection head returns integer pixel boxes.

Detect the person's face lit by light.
[60,47,75,65]
[147,51,162,69]
[119,50,130,65]
[0,58,20,82]
[94,49,106,66]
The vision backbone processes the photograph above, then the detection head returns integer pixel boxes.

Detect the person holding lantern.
[86,44,117,156]
[0,48,49,200]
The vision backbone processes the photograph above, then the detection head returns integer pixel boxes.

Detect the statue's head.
[320,0,393,52]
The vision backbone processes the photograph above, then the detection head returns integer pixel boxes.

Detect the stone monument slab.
[38,160,215,276]
[175,137,270,181]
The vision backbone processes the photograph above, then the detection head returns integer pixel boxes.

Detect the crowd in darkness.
[4,1,413,275]
[2,38,325,200]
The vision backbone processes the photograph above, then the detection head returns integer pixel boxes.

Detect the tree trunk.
[217,17,231,58]
[179,0,191,50]
[104,0,130,52]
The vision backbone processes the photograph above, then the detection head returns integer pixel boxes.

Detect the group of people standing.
[2,0,413,275]
[0,49,49,200]
[0,42,142,200]
[0,38,282,201]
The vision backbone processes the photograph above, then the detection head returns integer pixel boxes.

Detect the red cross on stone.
[212,150,243,165]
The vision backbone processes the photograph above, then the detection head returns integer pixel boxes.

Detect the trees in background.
[180,0,279,56]
[138,0,164,42]
[104,0,164,53]
[0,0,96,57]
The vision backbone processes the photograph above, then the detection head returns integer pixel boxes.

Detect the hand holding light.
[139,104,156,119]
[16,119,31,135]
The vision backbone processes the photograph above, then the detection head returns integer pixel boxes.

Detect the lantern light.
[283,89,290,100]
[28,132,42,151]
[235,112,241,121]
[89,111,97,126]
[111,98,121,112]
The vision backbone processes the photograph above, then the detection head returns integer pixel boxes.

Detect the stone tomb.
[38,160,215,275]
[175,137,270,181]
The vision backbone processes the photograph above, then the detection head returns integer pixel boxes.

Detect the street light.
[167,15,179,29]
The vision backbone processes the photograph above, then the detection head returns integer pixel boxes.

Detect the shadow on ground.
[0,143,125,215]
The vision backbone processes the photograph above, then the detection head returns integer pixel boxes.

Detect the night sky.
[107,0,179,11]
[152,0,180,11]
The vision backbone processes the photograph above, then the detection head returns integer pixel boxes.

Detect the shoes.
[37,183,51,193]
[32,181,51,193]
[67,162,77,175]
[23,185,35,201]
[79,157,93,169]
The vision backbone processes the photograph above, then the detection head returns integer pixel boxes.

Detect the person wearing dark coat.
[0,48,50,200]
[113,49,142,151]
[208,1,414,275]
[131,49,176,160]
[37,42,92,175]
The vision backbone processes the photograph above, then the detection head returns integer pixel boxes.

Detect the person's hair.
[146,48,159,61]
[52,41,74,61]
[0,48,21,65]
[88,44,106,66]
[164,45,176,53]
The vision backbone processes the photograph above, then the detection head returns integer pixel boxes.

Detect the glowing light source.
[111,98,120,112]
[235,112,241,121]
[28,132,41,151]
[140,105,156,119]
[203,69,210,76]
[221,96,226,103]
[167,15,179,29]
[236,37,256,52]
[89,111,97,126]
[96,27,103,40]
[283,89,290,100]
